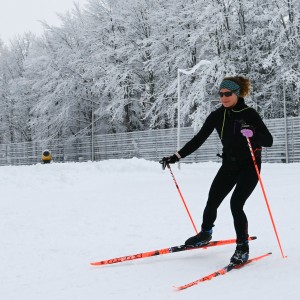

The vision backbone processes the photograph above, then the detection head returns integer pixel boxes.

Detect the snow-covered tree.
[0,0,299,144]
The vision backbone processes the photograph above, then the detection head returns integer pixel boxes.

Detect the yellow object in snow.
[42,150,52,163]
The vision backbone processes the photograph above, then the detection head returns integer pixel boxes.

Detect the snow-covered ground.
[0,158,298,299]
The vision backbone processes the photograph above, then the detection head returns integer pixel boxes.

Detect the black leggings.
[201,160,261,241]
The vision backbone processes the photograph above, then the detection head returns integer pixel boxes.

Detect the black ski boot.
[185,228,212,246]
[230,240,249,265]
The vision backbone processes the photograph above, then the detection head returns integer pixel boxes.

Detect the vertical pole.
[176,61,211,169]
[91,107,94,161]
[283,81,289,163]
[177,69,181,169]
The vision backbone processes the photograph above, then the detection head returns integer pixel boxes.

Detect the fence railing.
[0,116,299,166]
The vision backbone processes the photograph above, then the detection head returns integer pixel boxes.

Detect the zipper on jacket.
[221,109,227,140]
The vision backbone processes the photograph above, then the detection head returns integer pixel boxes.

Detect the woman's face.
[219,89,238,108]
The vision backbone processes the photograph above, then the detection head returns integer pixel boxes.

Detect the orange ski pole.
[167,164,198,234]
[246,137,286,258]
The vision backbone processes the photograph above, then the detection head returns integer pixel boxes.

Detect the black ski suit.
[177,98,273,241]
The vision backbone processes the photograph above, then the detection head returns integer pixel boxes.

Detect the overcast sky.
[0,0,89,45]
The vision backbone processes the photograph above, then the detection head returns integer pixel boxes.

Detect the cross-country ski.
[175,252,272,291]
[90,236,256,266]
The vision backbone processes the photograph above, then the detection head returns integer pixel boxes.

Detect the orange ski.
[175,252,271,291]
[90,236,256,266]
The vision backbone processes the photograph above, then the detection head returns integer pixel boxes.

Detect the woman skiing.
[160,76,273,265]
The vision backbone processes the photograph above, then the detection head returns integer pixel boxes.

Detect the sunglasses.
[219,90,238,97]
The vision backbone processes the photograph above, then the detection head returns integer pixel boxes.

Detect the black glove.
[159,154,179,170]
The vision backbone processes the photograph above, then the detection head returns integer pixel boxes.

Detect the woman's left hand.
[240,124,254,138]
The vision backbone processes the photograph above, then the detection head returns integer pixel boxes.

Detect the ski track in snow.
[0,158,298,300]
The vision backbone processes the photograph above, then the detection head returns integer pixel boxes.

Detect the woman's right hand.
[159,154,179,170]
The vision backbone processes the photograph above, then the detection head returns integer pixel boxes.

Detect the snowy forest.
[0,0,300,144]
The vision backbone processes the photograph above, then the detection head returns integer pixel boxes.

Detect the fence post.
[283,81,289,163]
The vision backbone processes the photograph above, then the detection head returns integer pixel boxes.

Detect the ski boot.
[230,240,249,265]
[185,228,212,246]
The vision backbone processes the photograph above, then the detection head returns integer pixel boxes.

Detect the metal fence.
[0,116,299,166]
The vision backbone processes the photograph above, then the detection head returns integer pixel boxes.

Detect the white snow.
[0,158,298,299]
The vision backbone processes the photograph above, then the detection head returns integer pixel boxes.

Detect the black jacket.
[178,98,273,162]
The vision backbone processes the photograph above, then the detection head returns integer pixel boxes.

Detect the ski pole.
[167,164,198,234]
[245,137,286,258]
